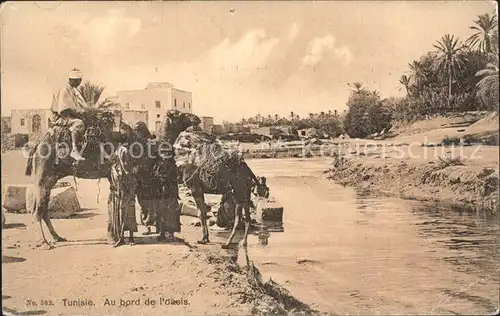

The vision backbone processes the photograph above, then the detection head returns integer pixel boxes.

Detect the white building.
[116,82,193,135]
[10,109,52,135]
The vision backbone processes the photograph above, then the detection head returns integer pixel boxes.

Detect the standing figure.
[108,145,140,247]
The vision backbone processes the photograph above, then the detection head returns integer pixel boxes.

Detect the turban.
[69,68,83,79]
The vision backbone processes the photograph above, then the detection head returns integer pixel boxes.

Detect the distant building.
[212,124,224,135]
[223,123,249,134]
[250,126,283,137]
[244,123,260,130]
[297,127,317,138]
[10,109,52,135]
[277,125,293,135]
[116,82,193,135]
[1,117,12,134]
[200,116,214,134]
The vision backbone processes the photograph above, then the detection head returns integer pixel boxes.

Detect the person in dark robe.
[151,148,181,241]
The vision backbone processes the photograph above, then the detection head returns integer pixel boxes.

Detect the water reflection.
[244,159,499,314]
[410,202,500,278]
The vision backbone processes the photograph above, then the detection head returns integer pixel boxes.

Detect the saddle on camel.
[25,69,134,249]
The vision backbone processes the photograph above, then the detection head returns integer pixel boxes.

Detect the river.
[233,158,499,315]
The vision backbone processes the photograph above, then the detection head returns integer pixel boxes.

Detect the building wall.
[212,124,224,135]
[250,126,282,136]
[223,123,248,134]
[11,109,52,135]
[117,83,193,134]
[171,89,193,113]
[200,116,214,134]
[297,127,317,138]
[122,110,148,128]
[251,126,271,136]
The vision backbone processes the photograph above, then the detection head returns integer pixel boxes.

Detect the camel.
[24,109,136,249]
[173,131,269,248]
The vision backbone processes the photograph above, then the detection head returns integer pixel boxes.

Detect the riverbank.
[327,144,499,212]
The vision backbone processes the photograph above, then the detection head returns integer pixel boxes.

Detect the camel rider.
[50,68,88,161]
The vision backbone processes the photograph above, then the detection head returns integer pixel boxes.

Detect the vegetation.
[236,12,498,139]
[343,83,392,138]
[236,110,344,138]
[78,81,105,107]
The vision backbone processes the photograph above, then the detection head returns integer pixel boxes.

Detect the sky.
[0,1,497,123]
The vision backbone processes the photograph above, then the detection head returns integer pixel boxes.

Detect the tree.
[466,13,498,53]
[476,52,499,110]
[408,60,426,88]
[348,82,364,93]
[399,75,411,95]
[78,81,105,107]
[343,85,381,138]
[432,34,467,110]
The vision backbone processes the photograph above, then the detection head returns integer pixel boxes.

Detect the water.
[235,158,499,315]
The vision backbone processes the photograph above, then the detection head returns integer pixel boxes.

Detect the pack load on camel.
[173,128,270,248]
[24,69,135,249]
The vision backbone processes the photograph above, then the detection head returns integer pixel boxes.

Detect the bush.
[441,136,462,146]
[1,133,29,152]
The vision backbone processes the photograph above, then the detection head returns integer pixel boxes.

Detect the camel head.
[158,110,201,143]
[166,110,201,130]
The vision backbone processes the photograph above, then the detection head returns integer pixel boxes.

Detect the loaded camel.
[24,109,137,249]
[173,130,270,248]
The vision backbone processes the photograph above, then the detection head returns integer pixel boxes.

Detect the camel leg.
[194,194,210,244]
[32,181,57,249]
[43,213,67,242]
[222,203,242,249]
[34,220,54,250]
[39,176,66,242]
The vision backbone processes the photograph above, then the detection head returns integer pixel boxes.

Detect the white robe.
[51,84,88,114]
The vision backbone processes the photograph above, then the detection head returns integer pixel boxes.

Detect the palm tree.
[408,60,426,88]
[476,52,499,109]
[466,13,498,53]
[348,82,363,93]
[78,81,105,107]
[399,75,411,95]
[432,34,467,110]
